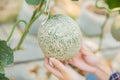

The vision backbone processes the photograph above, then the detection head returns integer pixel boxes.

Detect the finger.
[61,61,68,66]
[80,47,93,56]
[50,58,67,74]
[77,59,96,73]
[44,57,63,79]
[69,52,81,62]
[68,59,73,64]
[69,58,96,73]
[83,55,100,66]
[80,47,100,66]
[80,47,101,67]
[74,52,81,58]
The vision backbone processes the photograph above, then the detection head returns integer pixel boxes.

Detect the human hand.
[69,47,111,80]
[44,57,83,80]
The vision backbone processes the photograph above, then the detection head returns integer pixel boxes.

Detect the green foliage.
[25,0,41,5]
[0,40,13,79]
[0,74,9,80]
[0,62,4,74]
[105,0,120,9]
[0,40,13,66]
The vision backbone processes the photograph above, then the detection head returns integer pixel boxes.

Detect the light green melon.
[38,14,82,61]
[111,16,120,41]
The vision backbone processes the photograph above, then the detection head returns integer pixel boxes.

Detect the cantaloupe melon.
[111,16,120,41]
[38,14,82,61]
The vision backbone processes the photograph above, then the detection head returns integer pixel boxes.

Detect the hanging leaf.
[25,0,41,5]
[0,40,13,66]
[0,62,4,74]
[0,73,9,80]
[105,0,120,9]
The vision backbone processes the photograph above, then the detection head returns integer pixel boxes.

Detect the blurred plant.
[95,0,120,52]
[0,0,23,23]
[51,0,80,19]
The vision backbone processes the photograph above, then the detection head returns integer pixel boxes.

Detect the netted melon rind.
[38,14,82,61]
[111,16,120,41]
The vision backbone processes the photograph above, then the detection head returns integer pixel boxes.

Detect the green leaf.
[105,0,120,9]
[0,62,4,74]
[0,73,9,80]
[25,0,41,5]
[0,40,14,66]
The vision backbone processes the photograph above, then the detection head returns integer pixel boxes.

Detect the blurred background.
[0,0,120,80]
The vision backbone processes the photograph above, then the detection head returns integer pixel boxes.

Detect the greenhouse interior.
[0,0,120,80]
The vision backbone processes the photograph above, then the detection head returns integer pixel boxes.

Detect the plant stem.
[95,0,111,13]
[14,22,33,51]
[7,20,27,42]
[14,0,46,51]
[97,14,109,52]
[30,0,44,21]
[31,9,44,23]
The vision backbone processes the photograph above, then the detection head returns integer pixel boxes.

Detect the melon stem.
[7,20,27,42]
[14,0,46,51]
[96,14,110,53]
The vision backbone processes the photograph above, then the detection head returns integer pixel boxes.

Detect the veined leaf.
[0,40,13,66]
[25,0,41,5]
[0,73,9,80]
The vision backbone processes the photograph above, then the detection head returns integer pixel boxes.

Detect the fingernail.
[50,58,55,62]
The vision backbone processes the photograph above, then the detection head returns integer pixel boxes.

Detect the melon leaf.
[0,40,13,66]
[0,73,9,80]
[25,0,41,5]
[105,0,120,9]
